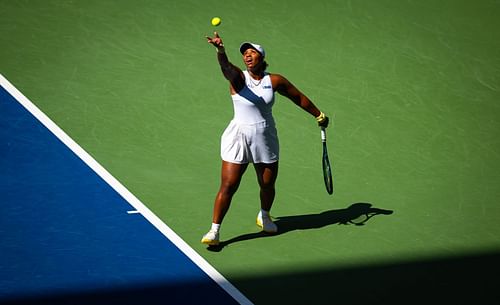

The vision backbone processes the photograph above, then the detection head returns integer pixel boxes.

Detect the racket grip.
[320,127,326,142]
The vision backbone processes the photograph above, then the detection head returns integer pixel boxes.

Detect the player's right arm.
[272,73,329,127]
[206,32,245,93]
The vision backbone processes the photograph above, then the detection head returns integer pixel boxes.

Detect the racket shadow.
[207,202,393,252]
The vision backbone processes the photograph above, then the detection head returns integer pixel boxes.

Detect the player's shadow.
[207,202,393,252]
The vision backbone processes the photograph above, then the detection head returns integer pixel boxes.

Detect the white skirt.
[220,119,279,164]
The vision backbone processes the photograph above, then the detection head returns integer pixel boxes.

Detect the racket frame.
[321,127,333,195]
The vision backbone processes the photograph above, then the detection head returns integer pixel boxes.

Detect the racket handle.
[321,127,326,142]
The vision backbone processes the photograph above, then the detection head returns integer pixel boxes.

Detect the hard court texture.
[1,0,499,304]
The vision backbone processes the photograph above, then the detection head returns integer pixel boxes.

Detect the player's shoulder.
[268,73,289,83]
[268,73,291,92]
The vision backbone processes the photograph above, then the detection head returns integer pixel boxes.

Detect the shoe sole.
[201,238,220,246]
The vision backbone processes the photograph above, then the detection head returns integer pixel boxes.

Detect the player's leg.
[202,160,248,245]
[254,161,279,233]
[213,160,248,223]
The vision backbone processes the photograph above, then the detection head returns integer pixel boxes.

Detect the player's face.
[242,48,262,70]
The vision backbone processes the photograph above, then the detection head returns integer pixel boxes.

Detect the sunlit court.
[1,1,499,304]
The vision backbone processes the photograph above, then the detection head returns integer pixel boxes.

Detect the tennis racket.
[321,127,333,195]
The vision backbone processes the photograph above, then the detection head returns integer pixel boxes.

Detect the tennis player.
[202,32,329,245]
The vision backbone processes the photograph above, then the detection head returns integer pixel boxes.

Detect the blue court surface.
[0,76,252,304]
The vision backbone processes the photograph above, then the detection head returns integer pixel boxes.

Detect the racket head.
[322,142,334,195]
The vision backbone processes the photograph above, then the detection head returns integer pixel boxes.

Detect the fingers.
[318,117,330,128]
[205,32,219,40]
[205,32,223,47]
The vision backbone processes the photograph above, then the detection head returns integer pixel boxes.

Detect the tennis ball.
[211,17,221,26]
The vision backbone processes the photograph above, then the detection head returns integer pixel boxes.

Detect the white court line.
[0,74,253,305]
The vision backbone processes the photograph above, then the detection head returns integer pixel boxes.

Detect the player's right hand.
[317,112,329,128]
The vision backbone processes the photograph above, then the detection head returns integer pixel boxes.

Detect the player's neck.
[247,68,265,80]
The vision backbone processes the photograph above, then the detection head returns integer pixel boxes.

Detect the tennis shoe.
[201,230,220,246]
[256,211,278,233]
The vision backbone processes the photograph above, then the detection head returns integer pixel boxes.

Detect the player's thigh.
[220,161,248,189]
[253,162,279,188]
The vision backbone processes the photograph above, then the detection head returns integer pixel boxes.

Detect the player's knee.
[259,182,275,193]
[219,181,240,196]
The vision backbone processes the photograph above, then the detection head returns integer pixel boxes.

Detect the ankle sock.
[211,223,221,232]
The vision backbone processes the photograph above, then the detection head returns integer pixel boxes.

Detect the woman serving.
[202,32,329,246]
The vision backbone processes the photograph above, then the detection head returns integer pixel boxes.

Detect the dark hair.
[262,60,269,71]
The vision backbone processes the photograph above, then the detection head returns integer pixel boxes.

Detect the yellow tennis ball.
[211,17,221,26]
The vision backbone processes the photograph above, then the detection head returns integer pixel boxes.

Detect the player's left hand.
[206,32,224,49]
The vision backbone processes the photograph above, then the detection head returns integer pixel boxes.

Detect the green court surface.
[2,0,499,304]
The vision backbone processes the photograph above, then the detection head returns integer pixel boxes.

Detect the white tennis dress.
[220,70,279,164]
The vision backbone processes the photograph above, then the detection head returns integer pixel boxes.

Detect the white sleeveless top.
[231,70,275,124]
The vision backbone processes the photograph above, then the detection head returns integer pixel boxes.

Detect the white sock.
[260,209,270,218]
[211,223,221,232]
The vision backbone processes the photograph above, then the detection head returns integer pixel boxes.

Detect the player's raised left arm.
[206,32,245,92]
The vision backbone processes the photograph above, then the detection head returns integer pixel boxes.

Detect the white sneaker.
[256,211,278,233]
[201,230,220,246]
